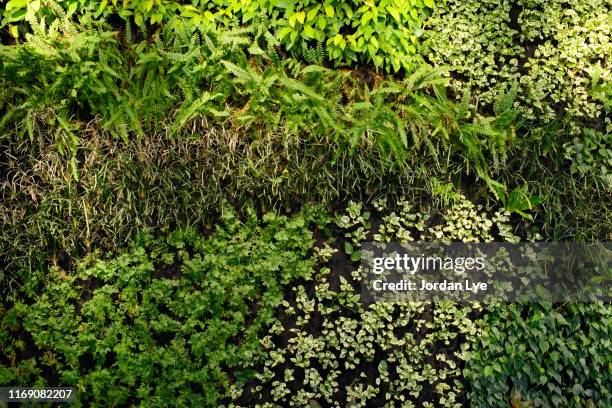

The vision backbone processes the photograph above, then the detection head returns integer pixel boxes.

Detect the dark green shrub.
[465,302,612,407]
[0,208,317,406]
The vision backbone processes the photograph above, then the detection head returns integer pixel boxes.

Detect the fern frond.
[267,42,281,67]
[125,20,133,44]
[494,81,518,116]
[456,89,471,120]
[317,41,324,65]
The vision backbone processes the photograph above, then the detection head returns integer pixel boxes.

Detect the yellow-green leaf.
[6,0,29,12]
[324,5,334,17]
[317,15,326,29]
[134,14,144,27]
[385,6,400,22]
[370,36,379,48]
[30,0,41,12]
[344,5,353,19]
[67,2,77,15]
[279,26,292,39]
[10,25,19,39]
[303,24,315,38]
[361,10,372,24]
[307,5,320,21]
[296,11,305,24]
[288,14,297,27]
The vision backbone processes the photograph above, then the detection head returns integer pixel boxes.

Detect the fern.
[302,41,325,65]
[456,89,471,120]
[494,81,518,117]
[403,64,449,92]
[316,41,325,65]
[124,20,133,44]
[222,60,258,84]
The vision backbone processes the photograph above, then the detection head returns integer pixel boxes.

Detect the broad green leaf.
[288,13,297,27]
[361,10,372,24]
[386,6,400,22]
[30,0,41,12]
[307,5,320,21]
[278,26,292,39]
[134,14,144,27]
[295,11,305,24]
[5,0,29,12]
[303,24,315,38]
[67,2,78,15]
[317,15,326,29]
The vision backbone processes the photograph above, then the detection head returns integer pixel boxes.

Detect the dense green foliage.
[466,302,612,407]
[0,208,316,405]
[1,12,531,285]
[3,0,438,71]
[0,10,512,166]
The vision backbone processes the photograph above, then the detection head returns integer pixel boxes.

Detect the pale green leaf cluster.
[425,0,611,124]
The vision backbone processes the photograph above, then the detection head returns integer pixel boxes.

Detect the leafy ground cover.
[1,208,318,405]
[2,198,608,406]
[466,302,611,407]
[0,0,610,407]
[230,200,610,407]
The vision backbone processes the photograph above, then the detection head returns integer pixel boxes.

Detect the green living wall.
[0,0,610,406]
